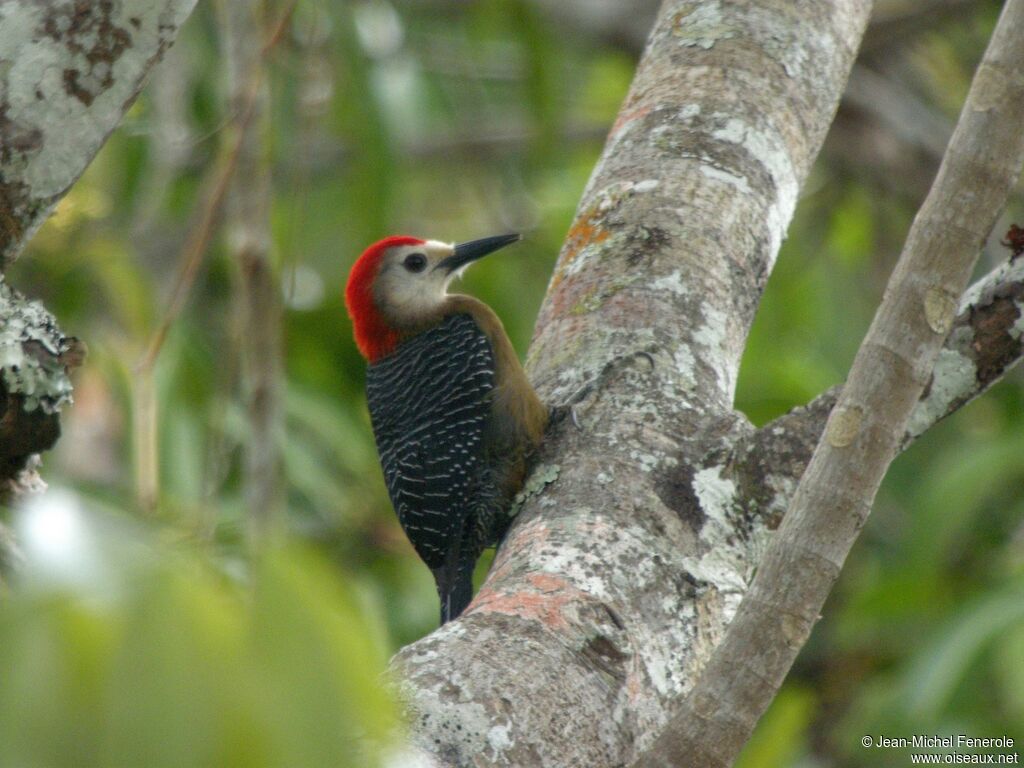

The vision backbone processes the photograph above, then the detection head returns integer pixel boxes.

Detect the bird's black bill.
[436,233,521,274]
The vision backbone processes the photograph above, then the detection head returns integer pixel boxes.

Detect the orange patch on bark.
[547,209,610,296]
[469,572,583,632]
[610,104,651,137]
[626,672,645,704]
[564,211,610,261]
[485,520,552,584]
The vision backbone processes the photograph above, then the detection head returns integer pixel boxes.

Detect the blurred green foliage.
[2,0,1022,765]
[0,537,395,768]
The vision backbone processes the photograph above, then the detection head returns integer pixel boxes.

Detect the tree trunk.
[634,0,1024,762]
[393,1,1024,765]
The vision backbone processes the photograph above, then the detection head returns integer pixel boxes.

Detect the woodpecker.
[345,234,548,624]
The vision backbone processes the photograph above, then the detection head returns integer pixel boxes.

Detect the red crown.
[345,236,426,361]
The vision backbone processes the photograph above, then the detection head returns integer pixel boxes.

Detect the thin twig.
[132,366,159,514]
[135,0,295,376]
[222,0,286,548]
[131,0,294,515]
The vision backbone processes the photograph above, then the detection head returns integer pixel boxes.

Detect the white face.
[373,239,462,326]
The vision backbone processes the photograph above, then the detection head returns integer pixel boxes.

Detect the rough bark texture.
[0,279,80,501]
[907,254,1024,440]
[634,0,1024,763]
[0,0,197,268]
[395,1,875,765]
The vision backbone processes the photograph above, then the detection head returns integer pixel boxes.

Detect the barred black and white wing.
[366,313,497,571]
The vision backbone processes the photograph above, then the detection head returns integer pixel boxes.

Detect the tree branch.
[526,0,970,200]
[221,0,286,546]
[633,0,1024,763]
[746,249,1024,498]
[394,0,873,764]
[525,0,985,56]
[0,280,83,502]
[907,252,1024,440]
[0,0,197,269]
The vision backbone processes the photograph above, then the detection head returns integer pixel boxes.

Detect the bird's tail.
[433,562,474,624]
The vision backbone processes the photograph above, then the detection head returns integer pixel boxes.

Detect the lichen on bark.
[0,0,198,268]
[0,278,77,500]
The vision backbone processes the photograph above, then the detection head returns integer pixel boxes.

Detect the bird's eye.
[403,253,428,273]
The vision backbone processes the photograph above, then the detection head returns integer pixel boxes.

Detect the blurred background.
[2,0,1022,766]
